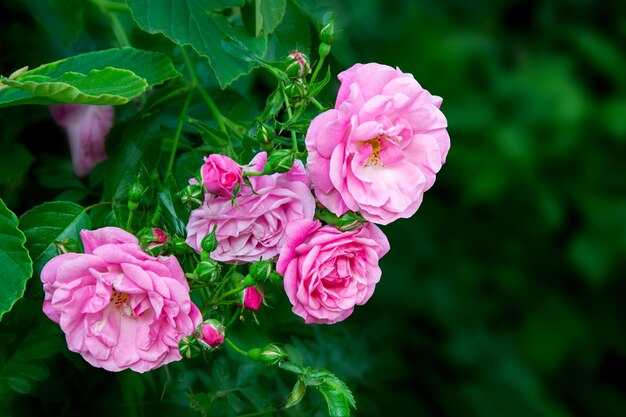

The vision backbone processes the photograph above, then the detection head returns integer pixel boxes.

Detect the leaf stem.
[279,83,298,151]
[310,97,325,111]
[310,54,326,86]
[219,284,246,301]
[242,171,264,177]
[165,88,194,180]
[180,46,227,134]
[84,201,112,212]
[224,338,248,357]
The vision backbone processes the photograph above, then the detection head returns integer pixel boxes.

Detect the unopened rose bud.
[55,238,80,254]
[285,380,307,409]
[285,51,311,79]
[195,260,220,282]
[128,183,144,203]
[250,260,273,282]
[240,285,263,311]
[248,344,287,365]
[201,226,218,253]
[319,21,335,44]
[265,149,295,174]
[256,124,274,151]
[179,335,202,359]
[197,320,225,350]
[139,227,169,255]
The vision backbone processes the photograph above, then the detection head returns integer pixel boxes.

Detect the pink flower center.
[363,136,383,166]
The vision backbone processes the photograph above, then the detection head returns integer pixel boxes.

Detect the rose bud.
[197,319,225,350]
[194,260,220,282]
[249,260,273,282]
[241,286,263,311]
[247,343,287,366]
[201,154,244,198]
[179,182,204,209]
[285,51,311,79]
[264,149,295,174]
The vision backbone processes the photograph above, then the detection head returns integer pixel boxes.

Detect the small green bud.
[265,149,295,174]
[179,182,204,209]
[318,43,331,59]
[258,343,288,365]
[256,123,275,148]
[285,51,311,79]
[249,260,273,282]
[201,226,218,253]
[319,21,335,44]
[128,200,140,211]
[179,335,202,359]
[128,183,144,203]
[195,260,220,282]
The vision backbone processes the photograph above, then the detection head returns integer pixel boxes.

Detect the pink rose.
[186,152,315,263]
[40,227,202,373]
[201,154,244,198]
[198,319,225,348]
[276,219,390,324]
[241,286,263,311]
[305,63,450,225]
[50,104,113,177]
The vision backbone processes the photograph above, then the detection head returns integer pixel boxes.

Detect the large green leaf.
[19,201,90,274]
[0,199,33,321]
[127,0,268,88]
[242,0,287,37]
[0,47,180,108]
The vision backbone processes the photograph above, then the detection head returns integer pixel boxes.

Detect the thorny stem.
[180,46,227,134]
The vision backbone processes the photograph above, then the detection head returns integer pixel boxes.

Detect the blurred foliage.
[2,0,626,416]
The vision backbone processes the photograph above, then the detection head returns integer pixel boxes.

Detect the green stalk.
[224,338,248,356]
[279,82,299,151]
[165,89,194,179]
[180,47,227,134]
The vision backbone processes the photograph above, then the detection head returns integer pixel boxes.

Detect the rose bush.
[40,227,202,372]
[50,104,113,177]
[276,219,390,324]
[305,63,450,225]
[186,152,316,263]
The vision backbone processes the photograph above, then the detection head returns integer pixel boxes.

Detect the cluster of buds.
[179,319,226,358]
[138,227,192,256]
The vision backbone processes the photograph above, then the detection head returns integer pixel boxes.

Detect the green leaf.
[319,383,352,417]
[0,47,180,108]
[127,0,268,88]
[243,0,287,37]
[1,67,148,105]
[266,0,311,60]
[157,177,187,236]
[0,199,32,320]
[24,0,84,46]
[259,0,287,35]
[19,201,90,274]
[0,143,34,183]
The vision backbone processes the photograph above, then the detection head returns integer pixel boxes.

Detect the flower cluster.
[40,62,448,374]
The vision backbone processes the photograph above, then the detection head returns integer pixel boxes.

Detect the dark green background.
[2,0,626,416]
